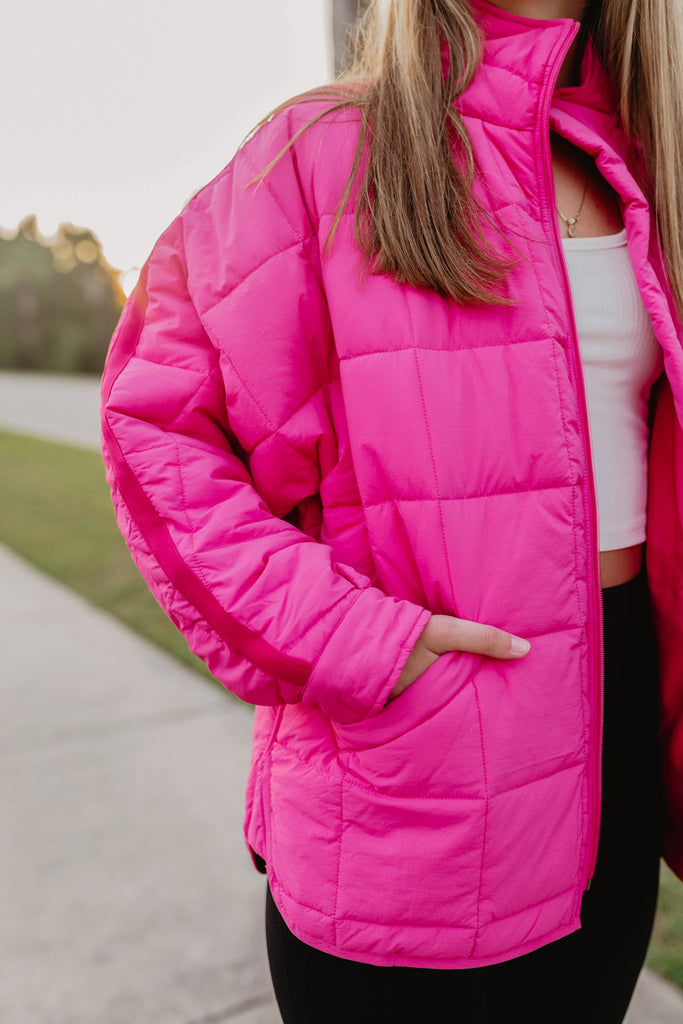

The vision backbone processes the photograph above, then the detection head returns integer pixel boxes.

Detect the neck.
[486,0,590,88]
[487,0,587,18]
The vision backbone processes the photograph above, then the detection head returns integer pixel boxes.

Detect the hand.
[388,614,531,702]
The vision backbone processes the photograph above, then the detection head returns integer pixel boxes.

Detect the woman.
[101,0,683,1020]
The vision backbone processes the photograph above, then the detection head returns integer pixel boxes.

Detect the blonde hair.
[263,0,683,313]
[588,0,683,315]
[331,0,511,302]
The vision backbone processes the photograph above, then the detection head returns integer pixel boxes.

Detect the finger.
[446,618,530,659]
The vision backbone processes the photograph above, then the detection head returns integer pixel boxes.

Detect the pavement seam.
[184,992,276,1024]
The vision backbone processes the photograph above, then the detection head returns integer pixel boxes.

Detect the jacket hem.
[266,874,582,969]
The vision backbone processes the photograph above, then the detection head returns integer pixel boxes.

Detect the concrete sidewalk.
[1,369,683,1021]
[1,544,279,1024]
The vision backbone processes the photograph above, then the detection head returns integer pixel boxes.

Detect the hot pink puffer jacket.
[102,1,683,968]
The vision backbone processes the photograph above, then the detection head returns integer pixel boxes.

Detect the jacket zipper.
[539,23,605,891]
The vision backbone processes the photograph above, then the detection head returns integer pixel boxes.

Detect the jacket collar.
[464,2,683,414]
[458,0,619,130]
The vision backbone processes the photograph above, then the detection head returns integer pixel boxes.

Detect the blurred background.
[0,2,681,1023]
[0,0,336,375]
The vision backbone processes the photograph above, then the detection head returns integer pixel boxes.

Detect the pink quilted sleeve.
[101,121,429,725]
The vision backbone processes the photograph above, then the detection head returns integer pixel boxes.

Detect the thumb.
[431,616,531,660]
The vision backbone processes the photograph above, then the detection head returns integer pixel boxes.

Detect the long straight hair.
[332,0,510,302]
[588,0,683,315]
[262,0,683,313]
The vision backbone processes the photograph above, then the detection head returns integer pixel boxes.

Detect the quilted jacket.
[101,0,683,968]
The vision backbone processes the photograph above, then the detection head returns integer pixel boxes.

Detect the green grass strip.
[0,428,211,679]
[649,863,683,989]
[0,426,682,988]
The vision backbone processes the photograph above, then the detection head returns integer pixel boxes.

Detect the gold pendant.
[567,218,577,238]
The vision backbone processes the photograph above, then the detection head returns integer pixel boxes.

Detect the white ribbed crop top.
[562,229,663,551]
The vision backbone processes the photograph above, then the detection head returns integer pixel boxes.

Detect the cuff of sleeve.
[301,587,431,724]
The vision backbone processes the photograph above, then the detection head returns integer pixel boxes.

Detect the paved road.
[0,369,102,450]
[1,369,682,1021]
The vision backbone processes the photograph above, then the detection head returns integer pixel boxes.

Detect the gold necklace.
[556,176,590,238]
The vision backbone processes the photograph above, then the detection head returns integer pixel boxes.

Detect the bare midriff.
[599,544,644,588]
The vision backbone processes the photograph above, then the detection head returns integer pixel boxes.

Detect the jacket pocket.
[268,651,490,953]
[331,651,488,949]
[333,649,486,799]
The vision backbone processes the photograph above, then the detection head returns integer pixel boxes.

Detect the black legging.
[266,572,663,1024]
